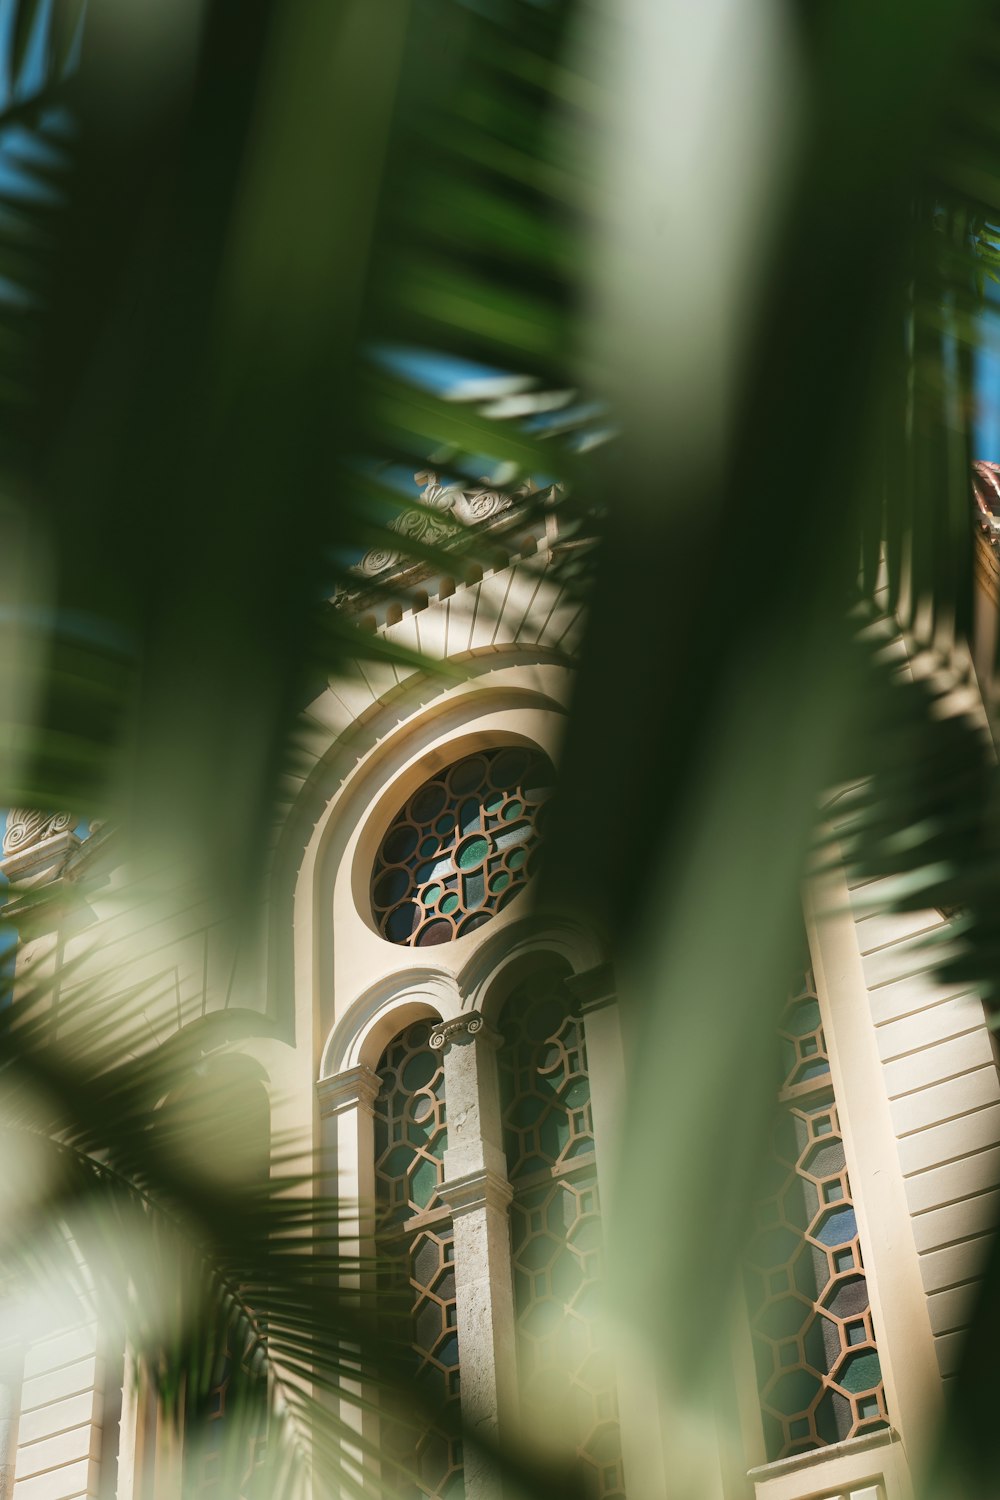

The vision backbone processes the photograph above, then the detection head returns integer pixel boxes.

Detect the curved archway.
[319,968,457,1080]
[274,653,574,1082]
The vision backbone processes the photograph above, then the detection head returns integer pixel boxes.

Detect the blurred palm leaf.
[8,0,1000,1496]
[0,2,599,1495]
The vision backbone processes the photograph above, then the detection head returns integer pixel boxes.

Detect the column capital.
[316,1064,380,1120]
[565,961,617,1014]
[438,1165,512,1218]
[430,1010,499,1051]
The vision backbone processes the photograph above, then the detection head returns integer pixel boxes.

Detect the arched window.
[744,958,888,1461]
[373,1020,463,1499]
[497,969,625,1499]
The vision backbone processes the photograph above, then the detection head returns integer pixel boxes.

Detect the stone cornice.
[316,1065,381,1119]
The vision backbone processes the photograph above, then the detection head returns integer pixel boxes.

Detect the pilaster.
[316,1066,382,1494]
[316,1066,380,1207]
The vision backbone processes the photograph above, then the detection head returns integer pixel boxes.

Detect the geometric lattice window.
[745,958,889,1462]
[371,746,554,947]
[498,972,625,1500]
[374,1022,463,1499]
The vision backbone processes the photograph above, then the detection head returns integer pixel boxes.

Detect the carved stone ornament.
[3,809,75,856]
[356,470,533,578]
[974,460,1000,542]
[429,1011,489,1050]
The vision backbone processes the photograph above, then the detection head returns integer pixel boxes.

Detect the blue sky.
[976,300,1000,463]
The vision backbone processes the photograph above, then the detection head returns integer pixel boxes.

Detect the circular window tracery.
[372,746,554,946]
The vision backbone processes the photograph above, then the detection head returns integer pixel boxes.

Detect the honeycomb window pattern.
[498,973,595,1181]
[371,747,554,948]
[378,1228,464,1500]
[745,962,888,1462]
[499,974,625,1500]
[375,1023,463,1499]
[374,1021,448,1228]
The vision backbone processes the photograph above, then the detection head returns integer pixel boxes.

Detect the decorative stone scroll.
[356,470,541,579]
[429,1012,489,1051]
[2,810,75,856]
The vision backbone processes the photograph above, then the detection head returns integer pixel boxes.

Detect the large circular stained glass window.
[372,746,554,947]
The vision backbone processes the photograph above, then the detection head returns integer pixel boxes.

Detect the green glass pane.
[440,892,459,914]
[768,1368,820,1417]
[457,836,489,869]
[786,998,821,1037]
[508,849,527,870]
[519,1233,558,1271]
[490,871,511,894]
[502,800,524,822]
[410,1156,439,1207]
[511,1094,544,1126]
[402,1051,436,1090]
[423,883,442,905]
[837,1351,881,1394]
[381,1145,414,1180]
[758,1296,809,1341]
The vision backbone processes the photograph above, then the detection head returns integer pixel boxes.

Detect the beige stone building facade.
[3,474,999,1500]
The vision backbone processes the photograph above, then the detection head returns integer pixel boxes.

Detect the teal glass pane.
[837,1351,881,1394]
[457,835,488,869]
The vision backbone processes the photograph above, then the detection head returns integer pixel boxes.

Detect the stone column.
[566,964,671,1500]
[316,1066,381,1496]
[432,1014,517,1500]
